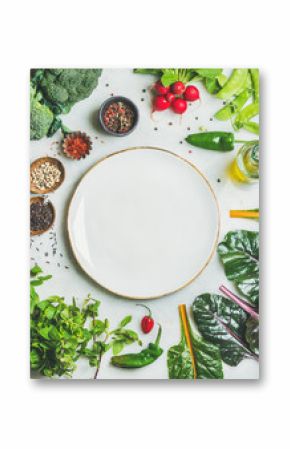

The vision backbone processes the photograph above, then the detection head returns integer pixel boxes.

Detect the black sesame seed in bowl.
[98,96,139,136]
[30,197,55,236]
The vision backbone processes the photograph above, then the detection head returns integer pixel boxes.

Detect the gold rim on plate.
[67,146,220,300]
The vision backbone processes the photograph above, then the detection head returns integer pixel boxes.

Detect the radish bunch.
[152,80,200,114]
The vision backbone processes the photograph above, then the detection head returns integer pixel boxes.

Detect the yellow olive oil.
[229,141,259,182]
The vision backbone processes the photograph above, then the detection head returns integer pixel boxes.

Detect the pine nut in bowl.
[99,96,139,136]
[30,157,65,194]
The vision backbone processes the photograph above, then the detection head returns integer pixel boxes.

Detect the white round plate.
[68,147,219,299]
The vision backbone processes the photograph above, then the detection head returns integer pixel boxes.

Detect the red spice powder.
[63,133,91,160]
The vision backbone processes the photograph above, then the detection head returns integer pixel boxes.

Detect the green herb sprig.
[30,266,141,379]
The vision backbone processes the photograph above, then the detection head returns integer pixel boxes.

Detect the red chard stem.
[219,285,259,320]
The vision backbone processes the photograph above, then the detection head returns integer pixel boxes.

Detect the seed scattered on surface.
[142,89,146,93]
[209,118,213,121]
[154,127,158,131]
[168,122,173,126]
[217,178,221,183]
[141,98,144,101]
[195,117,199,120]
[179,141,183,144]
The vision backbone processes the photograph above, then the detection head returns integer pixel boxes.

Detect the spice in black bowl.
[30,197,55,236]
[99,96,139,136]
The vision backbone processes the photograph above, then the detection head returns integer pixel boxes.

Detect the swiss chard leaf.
[245,318,259,355]
[167,307,223,379]
[192,293,256,366]
[168,335,195,379]
[217,230,259,306]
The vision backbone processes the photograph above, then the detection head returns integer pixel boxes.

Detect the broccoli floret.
[30,85,54,140]
[30,68,102,139]
[39,69,102,113]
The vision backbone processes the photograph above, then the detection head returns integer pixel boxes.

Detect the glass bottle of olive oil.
[230,141,259,182]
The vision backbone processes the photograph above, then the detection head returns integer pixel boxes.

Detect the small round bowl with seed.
[99,96,139,136]
[62,131,92,160]
[30,197,55,236]
[30,157,65,194]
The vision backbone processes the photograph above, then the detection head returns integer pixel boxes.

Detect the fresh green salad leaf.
[167,305,223,379]
[217,230,259,306]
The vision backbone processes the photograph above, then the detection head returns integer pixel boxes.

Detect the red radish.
[137,304,154,334]
[154,80,170,95]
[152,95,170,112]
[171,81,186,95]
[171,98,187,114]
[184,85,200,102]
[165,92,175,103]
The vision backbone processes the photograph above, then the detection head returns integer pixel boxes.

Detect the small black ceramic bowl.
[98,96,139,137]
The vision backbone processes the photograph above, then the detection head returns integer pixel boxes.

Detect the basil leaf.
[91,320,106,336]
[119,315,132,327]
[30,265,43,276]
[112,341,125,356]
[192,293,253,366]
[217,230,259,306]
[167,309,223,379]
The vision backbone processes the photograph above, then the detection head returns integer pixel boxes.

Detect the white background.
[0,0,288,447]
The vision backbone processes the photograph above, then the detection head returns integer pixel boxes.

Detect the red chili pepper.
[137,304,155,334]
